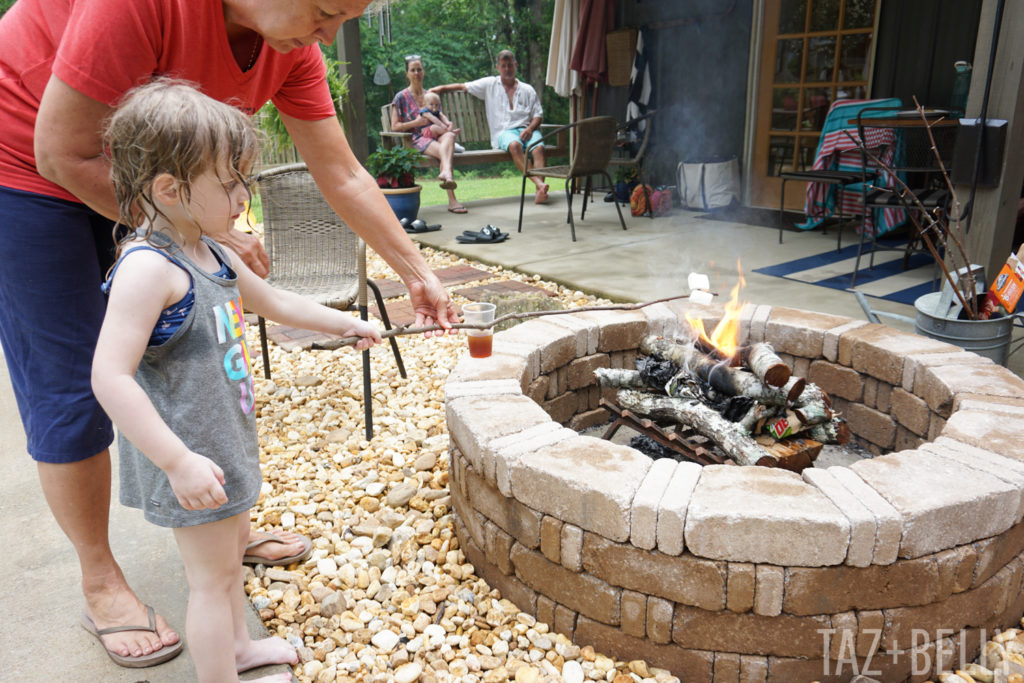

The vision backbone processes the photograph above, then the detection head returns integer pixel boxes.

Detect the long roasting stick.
[316,293,708,349]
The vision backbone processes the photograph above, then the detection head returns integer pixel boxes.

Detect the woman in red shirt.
[0,0,458,671]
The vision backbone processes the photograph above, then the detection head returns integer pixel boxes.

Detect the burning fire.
[686,263,746,360]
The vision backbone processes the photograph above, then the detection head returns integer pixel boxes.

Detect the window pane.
[772,89,800,131]
[779,0,807,34]
[769,136,795,176]
[838,33,871,81]
[805,37,836,82]
[843,0,876,29]
[774,39,804,83]
[810,0,839,32]
[802,88,832,132]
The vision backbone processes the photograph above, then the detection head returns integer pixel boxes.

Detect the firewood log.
[805,419,850,444]
[593,368,649,390]
[642,336,794,407]
[741,343,791,388]
[616,389,779,467]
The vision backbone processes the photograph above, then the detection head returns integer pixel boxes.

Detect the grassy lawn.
[248,173,524,223]
[418,174,525,207]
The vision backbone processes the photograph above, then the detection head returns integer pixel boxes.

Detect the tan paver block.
[510,542,620,625]
[901,350,993,392]
[448,351,531,388]
[754,564,784,616]
[630,457,678,550]
[582,533,726,610]
[826,466,902,565]
[739,654,769,683]
[540,515,562,563]
[808,360,864,401]
[748,304,772,345]
[923,436,1024,523]
[672,605,831,658]
[444,378,523,401]
[726,562,756,613]
[509,435,651,542]
[620,589,646,638]
[849,449,1019,558]
[765,307,849,358]
[953,393,1024,415]
[496,319,577,374]
[577,615,715,682]
[783,555,940,615]
[463,466,543,549]
[845,402,897,449]
[642,302,682,339]
[656,461,704,556]
[889,387,932,436]
[840,324,953,384]
[941,409,1024,463]
[492,424,577,496]
[446,394,552,476]
[823,320,868,362]
[566,353,609,390]
[646,596,673,644]
[802,468,877,567]
[541,312,599,357]
[575,309,649,352]
[714,652,741,681]
[915,363,1024,417]
[560,522,583,571]
[684,466,850,566]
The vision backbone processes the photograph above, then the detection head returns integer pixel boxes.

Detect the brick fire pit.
[444,302,1024,682]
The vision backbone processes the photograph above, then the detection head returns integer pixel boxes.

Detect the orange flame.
[686,263,746,360]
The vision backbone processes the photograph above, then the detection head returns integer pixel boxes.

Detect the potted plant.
[366,146,423,223]
[613,166,638,203]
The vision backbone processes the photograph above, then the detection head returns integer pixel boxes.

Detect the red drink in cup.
[463,302,496,359]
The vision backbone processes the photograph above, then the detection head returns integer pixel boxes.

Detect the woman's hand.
[212,228,270,278]
[165,452,228,511]
[408,276,459,336]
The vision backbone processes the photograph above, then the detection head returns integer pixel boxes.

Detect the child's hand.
[343,318,382,351]
[166,452,228,511]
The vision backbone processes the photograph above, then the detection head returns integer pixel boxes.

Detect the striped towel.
[798,98,907,237]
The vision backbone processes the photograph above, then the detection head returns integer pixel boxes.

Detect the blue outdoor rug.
[753,240,937,305]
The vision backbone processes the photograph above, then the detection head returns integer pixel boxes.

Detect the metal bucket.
[914,292,1015,364]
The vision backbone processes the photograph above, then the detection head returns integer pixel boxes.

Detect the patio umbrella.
[570,0,616,85]
[546,0,580,98]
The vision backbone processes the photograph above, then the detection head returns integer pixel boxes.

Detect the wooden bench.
[380,90,567,168]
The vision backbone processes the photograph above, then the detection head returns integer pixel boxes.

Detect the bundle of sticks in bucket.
[595,335,849,471]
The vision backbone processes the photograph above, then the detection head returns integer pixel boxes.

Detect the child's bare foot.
[237,636,298,673]
[535,183,550,204]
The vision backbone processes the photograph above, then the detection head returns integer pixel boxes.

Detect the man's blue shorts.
[497,127,543,153]
[0,185,116,463]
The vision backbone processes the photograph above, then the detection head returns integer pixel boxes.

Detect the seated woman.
[391,56,467,214]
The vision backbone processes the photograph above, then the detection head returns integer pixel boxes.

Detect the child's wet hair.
[103,78,260,244]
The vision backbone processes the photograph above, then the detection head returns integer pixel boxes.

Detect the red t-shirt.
[0,0,335,201]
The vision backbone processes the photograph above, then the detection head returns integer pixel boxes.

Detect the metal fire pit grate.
[599,398,732,467]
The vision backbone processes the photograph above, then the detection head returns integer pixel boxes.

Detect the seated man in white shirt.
[431,50,549,203]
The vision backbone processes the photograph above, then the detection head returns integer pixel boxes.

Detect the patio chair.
[517,116,628,242]
[778,98,902,250]
[252,162,406,440]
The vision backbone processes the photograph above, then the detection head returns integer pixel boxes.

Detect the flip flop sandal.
[447,205,469,214]
[439,180,458,190]
[399,216,412,229]
[81,605,184,669]
[405,219,442,233]
[456,232,508,244]
[243,531,313,566]
[462,225,507,240]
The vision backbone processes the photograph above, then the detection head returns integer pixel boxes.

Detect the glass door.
[749,0,878,209]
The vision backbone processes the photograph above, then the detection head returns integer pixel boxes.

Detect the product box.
[984,245,1024,315]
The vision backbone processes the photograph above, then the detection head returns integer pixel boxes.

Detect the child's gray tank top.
[114,233,261,528]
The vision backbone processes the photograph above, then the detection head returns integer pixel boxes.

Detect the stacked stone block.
[445,303,1024,682]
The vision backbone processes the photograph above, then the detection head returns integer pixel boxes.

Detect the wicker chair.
[517,116,628,241]
[252,162,406,440]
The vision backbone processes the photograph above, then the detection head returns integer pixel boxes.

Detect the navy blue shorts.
[0,185,116,463]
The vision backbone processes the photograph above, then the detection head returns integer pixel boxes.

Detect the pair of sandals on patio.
[456,224,508,244]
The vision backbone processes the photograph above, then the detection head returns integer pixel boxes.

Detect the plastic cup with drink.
[462,302,496,358]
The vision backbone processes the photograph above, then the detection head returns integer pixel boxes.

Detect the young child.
[91,80,381,682]
[419,91,459,141]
